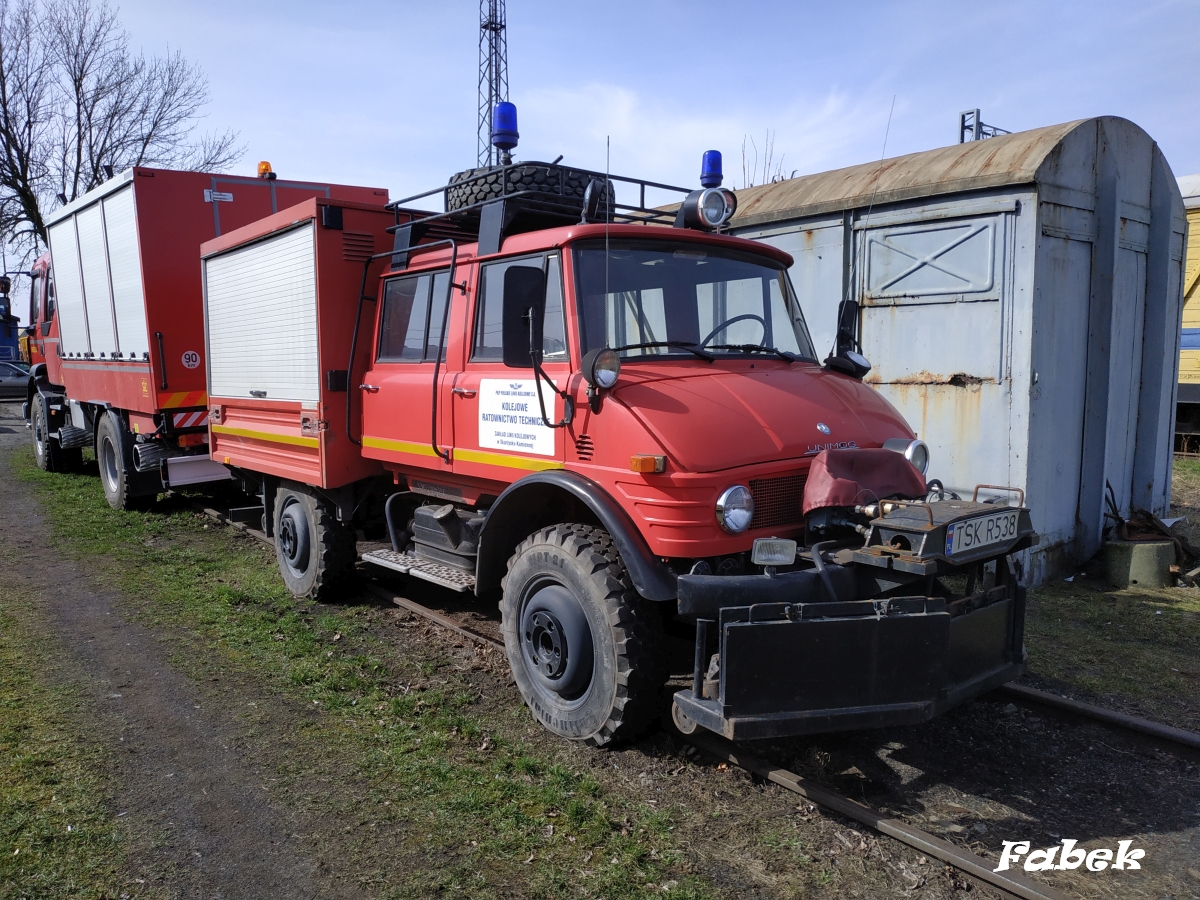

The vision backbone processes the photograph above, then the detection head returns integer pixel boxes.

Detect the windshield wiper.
[609,341,715,362]
[707,343,798,363]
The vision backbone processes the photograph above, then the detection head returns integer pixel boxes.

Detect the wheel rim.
[278,499,311,577]
[519,581,595,704]
[33,404,47,457]
[100,434,120,494]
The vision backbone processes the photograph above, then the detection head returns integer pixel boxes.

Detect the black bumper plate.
[675,599,1023,740]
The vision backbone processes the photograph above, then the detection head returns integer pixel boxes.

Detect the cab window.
[473,253,567,362]
[377,269,450,362]
[28,273,40,326]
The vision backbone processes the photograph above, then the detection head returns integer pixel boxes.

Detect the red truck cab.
[205,146,1035,747]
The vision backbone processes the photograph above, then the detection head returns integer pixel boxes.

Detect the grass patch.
[0,591,126,898]
[10,448,709,899]
[1023,456,1200,730]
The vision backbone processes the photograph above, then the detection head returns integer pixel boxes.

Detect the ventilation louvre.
[342,231,375,261]
[574,434,594,460]
[749,474,807,530]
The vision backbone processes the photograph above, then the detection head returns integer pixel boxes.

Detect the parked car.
[0,361,28,399]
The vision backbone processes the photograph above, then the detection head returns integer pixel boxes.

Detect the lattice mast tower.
[477,0,509,167]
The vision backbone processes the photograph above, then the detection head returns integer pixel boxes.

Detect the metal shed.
[731,117,1187,583]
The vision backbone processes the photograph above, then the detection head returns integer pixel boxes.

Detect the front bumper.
[672,567,1026,740]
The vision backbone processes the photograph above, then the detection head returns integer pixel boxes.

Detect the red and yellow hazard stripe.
[160,390,207,409]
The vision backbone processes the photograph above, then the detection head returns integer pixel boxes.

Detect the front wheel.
[500,524,666,747]
[32,393,62,472]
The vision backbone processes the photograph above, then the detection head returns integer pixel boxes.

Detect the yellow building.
[1178,175,1200,442]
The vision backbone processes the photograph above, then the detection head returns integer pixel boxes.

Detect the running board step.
[361,549,476,593]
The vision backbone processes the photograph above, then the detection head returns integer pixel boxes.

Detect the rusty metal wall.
[733,117,1187,584]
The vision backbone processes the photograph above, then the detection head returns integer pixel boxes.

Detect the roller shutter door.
[204,223,319,404]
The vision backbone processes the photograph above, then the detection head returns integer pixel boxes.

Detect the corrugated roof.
[730,119,1088,229]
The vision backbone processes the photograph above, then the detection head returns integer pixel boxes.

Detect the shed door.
[204,222,319,404]
[856,210,1013,494]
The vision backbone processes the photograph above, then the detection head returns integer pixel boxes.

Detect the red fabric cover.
[802,448,928,516]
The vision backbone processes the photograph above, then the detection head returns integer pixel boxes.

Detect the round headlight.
[716,485,754,533]
[582,347,621,390]
[905,440,930,475]
[882,436,930,475]
[698,188,729,228]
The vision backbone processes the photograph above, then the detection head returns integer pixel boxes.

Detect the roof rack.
[385,161,692,267]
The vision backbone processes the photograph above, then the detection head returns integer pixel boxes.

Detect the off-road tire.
[500,523,666,747]
[96,411,158,510]
[273,484,357,600]
[31,393,79,472]
[445,163,615,216]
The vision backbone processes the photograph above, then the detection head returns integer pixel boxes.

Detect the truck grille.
[749,474,807,530]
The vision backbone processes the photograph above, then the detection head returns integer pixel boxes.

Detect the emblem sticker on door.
[181,350,201,369]
[478,380,555,456]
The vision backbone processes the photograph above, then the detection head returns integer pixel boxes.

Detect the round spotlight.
[698,188,730,228]
[582,347,621,390]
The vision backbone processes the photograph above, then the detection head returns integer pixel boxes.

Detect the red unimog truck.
[22,166,387,509]
[201,115,1036,746]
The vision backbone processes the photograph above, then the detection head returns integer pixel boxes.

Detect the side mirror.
[824,350,872,379]
[834,298,858,355]
[501,265,546,369]
[40,321,51,336]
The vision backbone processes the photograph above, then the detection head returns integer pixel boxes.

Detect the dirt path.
[0,401,332,899]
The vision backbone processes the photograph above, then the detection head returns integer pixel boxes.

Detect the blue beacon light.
[700,150,723,188]
[491,102,519,162]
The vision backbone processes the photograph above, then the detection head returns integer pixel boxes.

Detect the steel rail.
[996,683,1200,757]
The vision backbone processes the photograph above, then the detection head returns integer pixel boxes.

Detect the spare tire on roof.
[445,162,616,218]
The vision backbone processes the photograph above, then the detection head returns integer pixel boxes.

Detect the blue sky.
[113,0,1199,204]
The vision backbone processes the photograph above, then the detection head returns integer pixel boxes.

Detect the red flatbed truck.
[22,166,387,508]
[202,124,1037,746]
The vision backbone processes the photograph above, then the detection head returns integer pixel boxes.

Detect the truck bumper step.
[361,549,476,593]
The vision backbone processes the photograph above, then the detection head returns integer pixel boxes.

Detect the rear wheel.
[500,524,666,747]
[273,484,356,599]
[96,411,157,510]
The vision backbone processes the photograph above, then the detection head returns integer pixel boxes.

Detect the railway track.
[195,502,1199,900]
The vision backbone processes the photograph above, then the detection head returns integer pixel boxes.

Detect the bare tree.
[0,0,240,262]
[739,130,795,189]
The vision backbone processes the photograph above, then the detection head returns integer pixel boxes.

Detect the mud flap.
[673,596,1023,740]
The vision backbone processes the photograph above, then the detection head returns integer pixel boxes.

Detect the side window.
[46,272,55,321]
[473,254,566,361]
[377,270,450,362]
[543,256,567,359]
[28,274,40,326]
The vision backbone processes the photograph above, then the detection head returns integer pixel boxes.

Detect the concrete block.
[1103,540,1174,589]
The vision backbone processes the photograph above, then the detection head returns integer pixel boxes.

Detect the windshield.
[573,240,816,361]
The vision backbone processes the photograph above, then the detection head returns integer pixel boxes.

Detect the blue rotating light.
[491,101,520,152]
[700,150,723,188]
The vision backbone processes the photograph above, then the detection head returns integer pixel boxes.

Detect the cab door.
[360,267,459,476]
[29,264,64,383]
[450,252,569,486]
